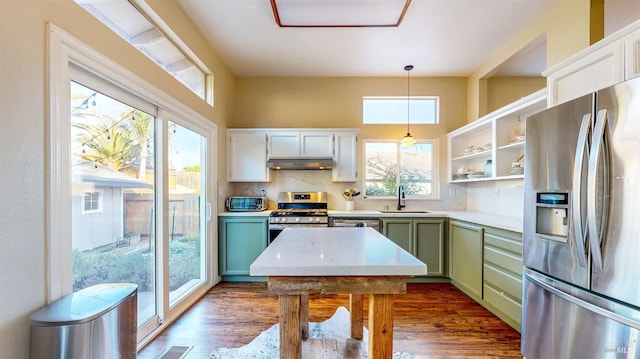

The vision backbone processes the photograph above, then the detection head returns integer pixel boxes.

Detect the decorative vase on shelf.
[484,160,492,178]
[345,201,354,211]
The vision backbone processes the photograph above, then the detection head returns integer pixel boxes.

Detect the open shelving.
[447,89,546,183]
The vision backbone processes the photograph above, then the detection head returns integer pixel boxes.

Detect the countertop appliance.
[269,191,329,243]
[225,196,268,212]
[522,77,640,358]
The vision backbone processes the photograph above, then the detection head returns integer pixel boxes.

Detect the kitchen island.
[250,227,427,359]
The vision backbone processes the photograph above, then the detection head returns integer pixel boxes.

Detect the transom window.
[362,96,439,124]
[74,0,213,104]
[363,139,439,199]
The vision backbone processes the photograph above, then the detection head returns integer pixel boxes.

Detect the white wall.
[0,1,233,357]
[465,180,525,217]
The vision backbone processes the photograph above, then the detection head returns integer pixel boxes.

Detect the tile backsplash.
[226,171,523,217]
[228,170,467,212]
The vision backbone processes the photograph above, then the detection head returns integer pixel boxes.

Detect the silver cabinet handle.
[572,114,591,268]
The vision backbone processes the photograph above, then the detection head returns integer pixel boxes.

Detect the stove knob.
[295,217,301,222]
[314,217,320,223]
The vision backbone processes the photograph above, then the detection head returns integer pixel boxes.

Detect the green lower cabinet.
[218,216,269,282]
[448,220,483,301]
[382,218,446,280]
[482,226,523,331]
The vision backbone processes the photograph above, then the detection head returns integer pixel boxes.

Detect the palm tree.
[74,121,139,171]
[72,92,154,175]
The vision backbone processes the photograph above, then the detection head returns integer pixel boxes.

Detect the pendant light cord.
[404,65,413,134]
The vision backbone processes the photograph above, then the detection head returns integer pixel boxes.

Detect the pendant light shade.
[401,64,415,147]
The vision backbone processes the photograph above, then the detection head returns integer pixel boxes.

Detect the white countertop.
[250,227,427,277]
[219,209,523,233]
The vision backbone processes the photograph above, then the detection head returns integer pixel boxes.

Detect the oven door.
[268,225,284,244]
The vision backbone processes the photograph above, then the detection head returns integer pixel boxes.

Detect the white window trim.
[47,23,218,311]
[81,190,103,215]
[362,138,439,200]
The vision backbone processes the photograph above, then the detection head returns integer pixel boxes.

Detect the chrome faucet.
[397,184,406,211]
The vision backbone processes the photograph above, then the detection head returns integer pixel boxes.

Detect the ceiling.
[176,0,565,78]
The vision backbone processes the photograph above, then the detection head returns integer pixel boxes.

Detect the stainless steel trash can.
[29,283,138,359]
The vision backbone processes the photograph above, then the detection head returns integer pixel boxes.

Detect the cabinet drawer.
[484,245,522,274]
[484,232,522,254]
[484,263,522,301]
[483,283,522,325]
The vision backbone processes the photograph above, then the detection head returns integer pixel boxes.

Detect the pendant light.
[400,65,416,147]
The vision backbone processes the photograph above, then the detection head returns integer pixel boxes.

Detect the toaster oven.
[225,196,268,212]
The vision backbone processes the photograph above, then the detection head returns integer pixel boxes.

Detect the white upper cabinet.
[332,130,358,182]
[267,131,334,158]
[546,41,624,106]
[545,20,640,106]
[268,132,300,158]
[228,128,359,182]
[301,132,334,158]
[227,130,269,182]
[625,27,640,80]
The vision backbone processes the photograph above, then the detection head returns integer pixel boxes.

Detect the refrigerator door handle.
[587,109,611,272]
[572,113,591,268]
[526,270,640,330]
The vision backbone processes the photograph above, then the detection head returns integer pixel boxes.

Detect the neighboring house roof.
[72,161,153,188]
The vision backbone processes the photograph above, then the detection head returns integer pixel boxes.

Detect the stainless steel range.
[268,191,328,243]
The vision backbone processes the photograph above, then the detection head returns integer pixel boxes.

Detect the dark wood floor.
[138,282,522,358]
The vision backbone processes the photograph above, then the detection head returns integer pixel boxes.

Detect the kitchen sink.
[378,210,430,213]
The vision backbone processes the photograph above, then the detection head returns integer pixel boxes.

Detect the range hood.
[267,158,333,170]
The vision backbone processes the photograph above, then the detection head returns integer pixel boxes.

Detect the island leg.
[279,294,301,359]
[368,293,393,359]
[350,293,363,339]
[300,291,309,339]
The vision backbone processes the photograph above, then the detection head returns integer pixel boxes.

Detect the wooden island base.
[268,276,408,359]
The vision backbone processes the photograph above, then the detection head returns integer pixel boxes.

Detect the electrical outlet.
[494,188,500,197]
[260,188,267,197]
[449,188,456,197]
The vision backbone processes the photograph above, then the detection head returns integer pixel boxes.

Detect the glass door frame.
[47,24,218,347]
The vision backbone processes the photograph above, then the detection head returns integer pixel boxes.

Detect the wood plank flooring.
[138,282,522,358]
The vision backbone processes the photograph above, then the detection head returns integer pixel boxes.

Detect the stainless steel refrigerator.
[522,76,640,359]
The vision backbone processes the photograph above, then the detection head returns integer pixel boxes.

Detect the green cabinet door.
[219,216,268,280]
[415,219,446,277]
[382,218,446,278]
[381,218,413,253]
[449,220,483,301]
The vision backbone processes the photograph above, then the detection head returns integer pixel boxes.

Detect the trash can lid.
[30,283,138,326]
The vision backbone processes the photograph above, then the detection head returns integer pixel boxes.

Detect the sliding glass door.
[166,120,208,306]
[70,79,160,333]
[68,72,212,339]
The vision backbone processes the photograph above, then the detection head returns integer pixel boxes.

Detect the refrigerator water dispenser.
[535,192,569,242]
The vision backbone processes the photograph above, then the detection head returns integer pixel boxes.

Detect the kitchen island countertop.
[250,227,427,277]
